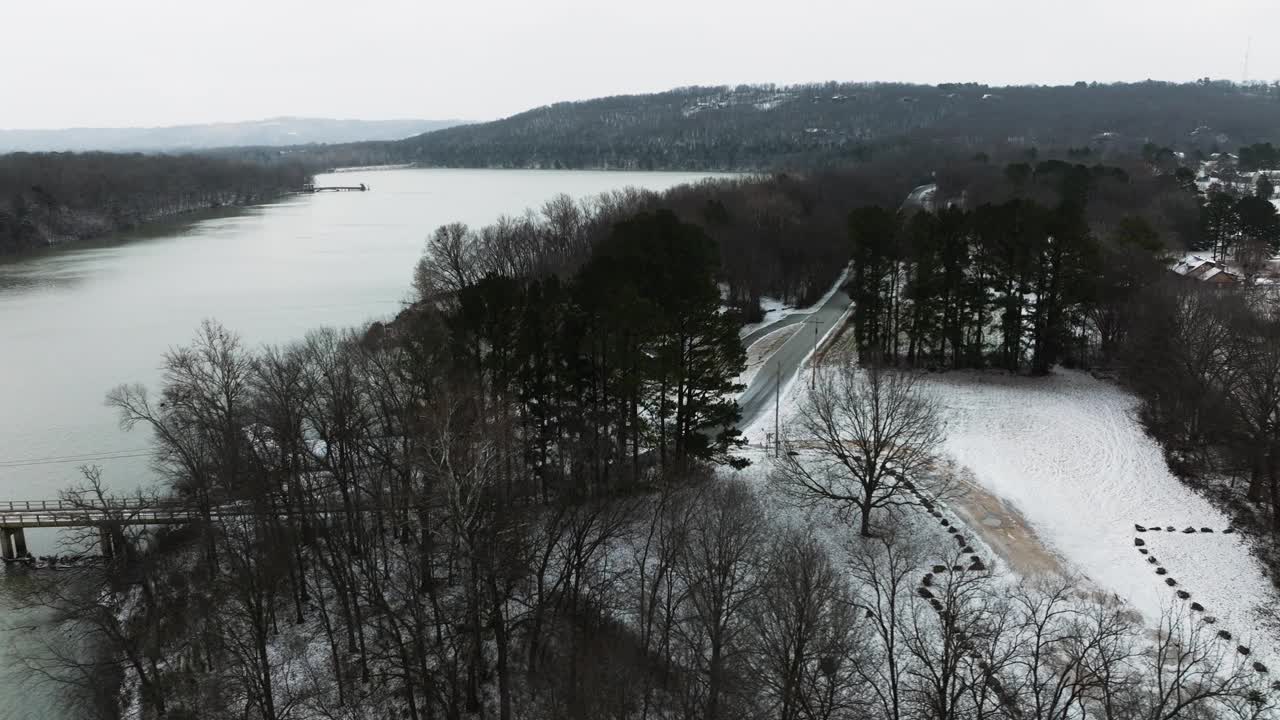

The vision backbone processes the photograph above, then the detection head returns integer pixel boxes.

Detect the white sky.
[4,0,1278,129]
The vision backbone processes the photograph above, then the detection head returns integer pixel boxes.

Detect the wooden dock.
[302,183,369,193]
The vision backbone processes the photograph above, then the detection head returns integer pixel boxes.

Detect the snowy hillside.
[928,371,1278,663]
[739,358,1280,670]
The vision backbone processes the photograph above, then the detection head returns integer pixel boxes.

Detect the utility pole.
[774,362,780,458]
[804,318,825,390]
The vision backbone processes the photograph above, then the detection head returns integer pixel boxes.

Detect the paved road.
[903,183,936,211]
[736,286,851,432]
[742,308,814,348]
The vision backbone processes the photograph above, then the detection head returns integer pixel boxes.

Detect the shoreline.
[0,193,299,263]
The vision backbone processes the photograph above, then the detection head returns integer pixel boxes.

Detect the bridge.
[0,498,205,528]
[1,498,208,562]
[0,498,346,563]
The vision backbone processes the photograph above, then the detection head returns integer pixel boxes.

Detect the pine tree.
[591,210,748,470]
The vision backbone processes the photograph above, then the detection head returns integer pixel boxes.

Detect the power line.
[0,448,154,469]
[0,425,423,470]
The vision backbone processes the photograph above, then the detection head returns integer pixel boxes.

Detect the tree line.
[418,208,749,489]
[846,160,1179,373]
[37,321,1277,720]
[232,81,1280,174]
[1197,188,1280,273]
[1124,277,1280,542]
[0,151,309,254]
[406,160,928,323]
[1239,143,1280,172]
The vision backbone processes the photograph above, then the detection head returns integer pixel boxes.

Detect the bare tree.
[414,221,478,301]
[901,553,997,720]
[106,319,252,568]
[749,524,866,720]
[18,467,186,719]
[773,359,947,537]
[214,515,293,720]
[629,481,698,720]
[1005,579,1139,720]
[848,531,924,720]
[675,479,768,720]
[1137,604,1264,720]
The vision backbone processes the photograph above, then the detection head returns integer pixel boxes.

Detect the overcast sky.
[5,0,1277,129]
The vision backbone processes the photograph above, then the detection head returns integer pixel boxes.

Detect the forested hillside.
[0,152,309,254]
[270,81,1280,172]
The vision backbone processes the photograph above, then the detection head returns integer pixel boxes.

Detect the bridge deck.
[0,510,202,528]
[0,499,391,529]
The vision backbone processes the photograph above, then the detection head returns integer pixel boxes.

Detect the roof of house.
[1170,255,1240,283]
[1171,255,1214,276]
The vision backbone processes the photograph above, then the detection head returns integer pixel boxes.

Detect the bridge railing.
[0,491,433,531]
[0,498,189,513]
[0,508,210,528]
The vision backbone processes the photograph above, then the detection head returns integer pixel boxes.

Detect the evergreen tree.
[844,161,1154,373]
[1257,174,1275,201]
[588,210,747,470]
[1238,195,1280,257]
[848,206,902,360]
[1201,191,1240,261]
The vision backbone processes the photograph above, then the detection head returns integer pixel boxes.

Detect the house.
[1200,266,1239,285]
[1171,255,1239,285]
[1171,255,1212,276]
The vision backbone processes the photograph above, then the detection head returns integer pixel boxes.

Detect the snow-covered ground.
[729,443,997,575]
[737,347,1280,669]
[924,370,1278,664]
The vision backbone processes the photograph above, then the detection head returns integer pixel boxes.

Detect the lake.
[0,167,724,719]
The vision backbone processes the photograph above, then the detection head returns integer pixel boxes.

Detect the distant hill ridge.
[369,81,1280,171]
[0,117,467,153]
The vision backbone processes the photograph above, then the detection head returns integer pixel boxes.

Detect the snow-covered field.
[738,353,1280,668]
[924,370,1278,664]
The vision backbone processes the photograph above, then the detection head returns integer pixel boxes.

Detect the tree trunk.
[489,572,513,720]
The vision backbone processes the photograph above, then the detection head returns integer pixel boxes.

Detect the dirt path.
[941,461,1066,578]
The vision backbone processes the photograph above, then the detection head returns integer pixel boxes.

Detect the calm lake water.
[0,168,723,719]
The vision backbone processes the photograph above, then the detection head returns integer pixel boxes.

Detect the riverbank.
[0,151,311,256]
[0,191,301,260]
